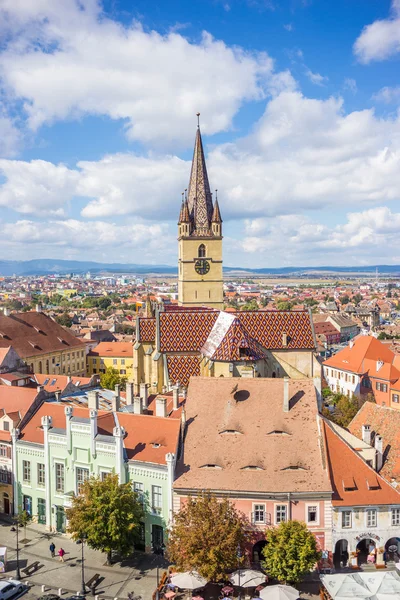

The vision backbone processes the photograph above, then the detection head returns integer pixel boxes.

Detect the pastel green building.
[12,389,181,551]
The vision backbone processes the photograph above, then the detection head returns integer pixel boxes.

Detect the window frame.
[76,466,90,494]
[55,462,65,494]
[151,485,162,513]
[391,508,400,526]
[366,508,377,528]
[37,463,45,487]
[253,503,266,524]
[275,504,288,524]
[22,460,31,483]
[341,510,352,528]
[306,503,319,525]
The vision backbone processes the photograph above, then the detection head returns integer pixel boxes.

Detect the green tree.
[322,387,331,399]
[277,301,293,311]
[352,293,362,305]
[98,297,112,310]
[100,366,127,391]
[66,473,143,564]
[55,313,73,328]
[340,295,350,305]
[262,520,321,584]
[18,509,32,540]
[241,299,259,311]
[168,492,251,582]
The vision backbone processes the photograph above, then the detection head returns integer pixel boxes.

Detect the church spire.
[187,114,214,233]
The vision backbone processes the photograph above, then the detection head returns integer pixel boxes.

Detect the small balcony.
[251,512,271,526]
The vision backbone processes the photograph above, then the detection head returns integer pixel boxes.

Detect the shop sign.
[355,532,381,541]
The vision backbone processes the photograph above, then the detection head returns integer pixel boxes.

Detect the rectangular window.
[101,471,111,481]
[76,467,89,493]
[391,508,400,526]
[55,463,65,493]
[253,504,266,524]
[352,375,355,384]
[37,463,45,487]
[0,445,7,457]
[113,359,117,366]
[134,481,144,504]
[22,460,31,483]
[0,468,9,483]
[120,369,126,375]
[393,394,400,403]
[366,509,377,527]
[3,421,9,431]
[307,505,318,523]
[342,510,351,528]
[121,359,125,366]
[382,383,388,392]
[276,505,287,524]
[152,485,162,513]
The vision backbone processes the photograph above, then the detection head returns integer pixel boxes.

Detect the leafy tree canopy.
[100,367,127,391]
[55,312,73,328]
[340,295,350,305]
[168,493,251,582]
[66,473,143,563]
[262,520,321,584]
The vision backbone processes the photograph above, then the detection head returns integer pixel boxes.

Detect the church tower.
[178,116,223,309]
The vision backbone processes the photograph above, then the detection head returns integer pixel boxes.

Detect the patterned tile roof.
[159,309,314,352]
[237,310,315,350]
[138,317,156,342]
[160,310,218,352]
[166,354,201,387]
[202,312,265,362]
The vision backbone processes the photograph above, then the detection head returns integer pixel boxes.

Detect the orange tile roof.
[323,419,400,506]
[0,386,39,442]
[324,336,396,374]
[89,342,133,357]
[34,374,91,390]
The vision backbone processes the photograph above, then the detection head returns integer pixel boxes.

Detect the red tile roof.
[323,419,400,506]
[89,342,133,357]
[137,318,156,342]
[349,403,400,484]
[324,336,396,375]
[0,311,85,358]
[166,355,201,387]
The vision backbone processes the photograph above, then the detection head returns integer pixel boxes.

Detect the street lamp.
[10,522,21,580]
[76,535,87,597]
[237,544,242,600]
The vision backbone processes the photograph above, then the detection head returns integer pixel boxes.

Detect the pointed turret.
[144,293,154,318]
[187,117,213,233]
[212,198,222,223]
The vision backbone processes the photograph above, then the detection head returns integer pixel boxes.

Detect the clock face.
[194,259,210,275]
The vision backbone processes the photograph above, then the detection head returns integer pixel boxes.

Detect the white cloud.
[354,0,400,63]
[343,78,357,95]
[0,218,175,263]
[373,86,400,104]
[305,69,328,86]
[239,207,400,266]
[0,0,276,147]
[0,159,79,215]
[0,115,21,157]
[283,23,294,32]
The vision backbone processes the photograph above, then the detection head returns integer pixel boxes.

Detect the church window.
[198,244,206,258]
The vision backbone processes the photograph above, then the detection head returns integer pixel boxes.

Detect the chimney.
[55,390,62,402]
[67,375,72,384]
[65,406,73,453]
[375,434,383,471]
[37,385,45,393]
[90,409,98,458]
[182,387,187,401]
[172,384,180,410]
[36,304,42,313]
[88,390,99,410]
[133,396,143,415]
[362,424,371,445]
[349,340,354,349]
[126,382,134,406]
[112,385,120,412]
[156,396,167,418]
[140,383,148,409]
[3,307,10,317]
[283,377,290,412]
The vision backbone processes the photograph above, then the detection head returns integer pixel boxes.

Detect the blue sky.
[0,0,400,267]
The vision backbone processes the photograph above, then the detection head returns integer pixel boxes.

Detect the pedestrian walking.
[58,547,65,562]
[49,542,56,558]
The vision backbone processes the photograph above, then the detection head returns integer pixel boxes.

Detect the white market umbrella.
[229,569,266,588]
[321,574,370,598]
[259,584,299,600]
[170,571,208,590]
[355,572,400,595]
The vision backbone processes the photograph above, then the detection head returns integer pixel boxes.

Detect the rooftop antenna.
[181,191,184,204]
[215,189,218,201]
[185,188,187,201]
[196,112,200,128]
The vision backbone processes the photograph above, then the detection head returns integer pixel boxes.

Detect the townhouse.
[87,341,133,377]
[13,388,181,550]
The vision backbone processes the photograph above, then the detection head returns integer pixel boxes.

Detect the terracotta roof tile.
[89,342,132,357]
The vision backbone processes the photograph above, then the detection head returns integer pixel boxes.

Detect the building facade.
[13,393,180,550]
[178,121,223,309]
[87,342,133,377]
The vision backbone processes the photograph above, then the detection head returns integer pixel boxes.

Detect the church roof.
[201,312,265,362]
[187,126,214,231]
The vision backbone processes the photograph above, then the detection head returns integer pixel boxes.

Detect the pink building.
[173,377,332,563]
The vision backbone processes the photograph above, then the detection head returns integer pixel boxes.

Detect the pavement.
[0,519,168,600]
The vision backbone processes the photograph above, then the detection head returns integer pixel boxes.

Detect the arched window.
[198,244,206,258]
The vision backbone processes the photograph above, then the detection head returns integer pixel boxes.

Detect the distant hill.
[0,259,400,277]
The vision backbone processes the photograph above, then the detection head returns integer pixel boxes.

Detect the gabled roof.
[0,311,85,358]
[0,386,39,442]
[175,377,331,494]
[88,342,133,357]
[324,335,395,374]
[349,403,400,484]
[323,418,400,506]
[201,312,265,362]
[34,373,92,391]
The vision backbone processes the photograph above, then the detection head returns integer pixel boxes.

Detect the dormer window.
[342,477,357,491]
[219,429,243,435]
[267,430,291,436]
[200,464,222,469]
[241,465,264,471]
[281,465,307,471]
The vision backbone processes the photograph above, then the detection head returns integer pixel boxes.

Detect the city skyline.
[0,0,400,267]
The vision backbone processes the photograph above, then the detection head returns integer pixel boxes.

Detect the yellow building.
[0,309,86,376]
[178,120,223,309]
[87,342,133,377]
